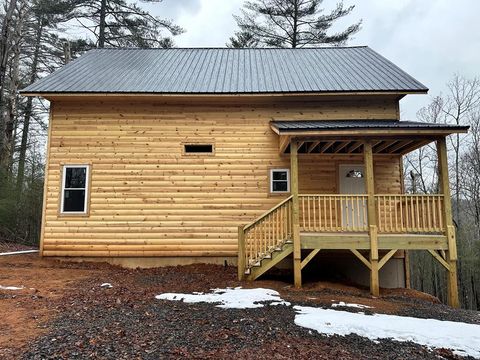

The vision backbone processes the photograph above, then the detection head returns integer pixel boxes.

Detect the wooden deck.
[238,138,459,307]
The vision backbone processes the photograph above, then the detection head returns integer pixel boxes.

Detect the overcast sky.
[142,0,480,119]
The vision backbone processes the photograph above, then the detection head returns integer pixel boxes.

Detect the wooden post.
[364,141,379,296]
[436,137,459,308]
[238,225,246,281]
[290,140,302,288]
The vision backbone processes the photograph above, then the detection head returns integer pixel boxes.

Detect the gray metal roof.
[21,47,428,95]
[271,120,469,132]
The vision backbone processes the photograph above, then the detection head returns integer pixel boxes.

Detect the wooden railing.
[299,194,369,232]
[240,196,293,270]
[238,193,447,279]
[375,194,445,233]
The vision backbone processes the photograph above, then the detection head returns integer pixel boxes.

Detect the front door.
[339,164,367,229]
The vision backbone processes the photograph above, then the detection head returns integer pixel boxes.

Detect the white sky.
[139,0,480,119]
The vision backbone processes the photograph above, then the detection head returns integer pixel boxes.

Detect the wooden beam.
[377,234,448,250]
[290,140,302,288]
[350,249,372,270]
[301,233,370,249]
[374,140,397,153]
[300,233,449,250]
[400,139,432,155]
[238,225,246,280]
[301,249,321,269]
[319,141,336,153]
[427,249,450,271]
[404,250,411,289]
[346,141,363,153]
[279,136,290,154]
[378,249,398,270]
[437,137,459,308]
[332,141,350,153]
[306,141,321,153]
[364,140,379,297]
[387,140,413,154]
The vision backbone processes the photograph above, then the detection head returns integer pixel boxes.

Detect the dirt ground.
[0,253,479,360]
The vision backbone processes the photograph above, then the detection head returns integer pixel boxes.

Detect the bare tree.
[442,75,480,223]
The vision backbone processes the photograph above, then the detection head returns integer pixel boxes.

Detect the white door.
[339,165,367,229]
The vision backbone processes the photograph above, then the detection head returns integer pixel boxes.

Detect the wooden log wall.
[42,95,402,257]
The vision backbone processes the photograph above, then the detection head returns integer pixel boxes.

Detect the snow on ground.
[0,285,24,290]
[155,287,290,309]
[331,301,372,309]
[294,306,480,358]
[156,287,480,357]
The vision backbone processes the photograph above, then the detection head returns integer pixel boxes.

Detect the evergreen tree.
[230,0,361,48]
[227,30,259,48]
[73,0,185,48]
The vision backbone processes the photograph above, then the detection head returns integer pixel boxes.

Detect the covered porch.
[238,120,468,307]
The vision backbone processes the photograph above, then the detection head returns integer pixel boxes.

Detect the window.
[60,165,89,214]
[270,169,290,193]
[184,144,214,154]
[346,169,364,178]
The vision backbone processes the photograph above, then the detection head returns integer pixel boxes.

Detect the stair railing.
[238,195,293,279]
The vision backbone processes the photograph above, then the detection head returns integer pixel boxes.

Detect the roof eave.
[270,125,469,137]
[19,89,429,98]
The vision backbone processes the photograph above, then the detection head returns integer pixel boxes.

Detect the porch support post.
[290,140,302,288]
[364,140,379,297]
[436,137,459,308]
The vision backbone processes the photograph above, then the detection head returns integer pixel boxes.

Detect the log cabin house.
[21,47,468,306]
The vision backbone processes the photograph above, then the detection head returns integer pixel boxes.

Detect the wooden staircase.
[238,196,294,280]
[245,241,293,280]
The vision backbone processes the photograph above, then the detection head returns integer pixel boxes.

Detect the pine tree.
[230,0,361,48]
[74,0,185,48]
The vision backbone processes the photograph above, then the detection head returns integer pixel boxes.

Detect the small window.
[270,169,290,193]
[184,144,214,154]
[346,169,364,178]
[60,165,89,214]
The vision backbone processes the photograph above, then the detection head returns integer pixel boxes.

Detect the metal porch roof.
[271,120,469,134]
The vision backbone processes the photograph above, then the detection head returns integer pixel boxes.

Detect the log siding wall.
[42,95,402,257]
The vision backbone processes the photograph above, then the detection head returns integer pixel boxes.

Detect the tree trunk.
[17,19,43,191]
[291,0,298,48]
[0,0,18,169]
[1,0,24,171]
[98,0,107,48]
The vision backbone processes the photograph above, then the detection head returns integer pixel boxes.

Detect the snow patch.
[0,285,24,290]
[331,301,372,309]
[294,306,480,358]
[155,287,290,309]
[100,283,113,289]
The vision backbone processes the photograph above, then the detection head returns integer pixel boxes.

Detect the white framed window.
[60,165,90,214]
[270,169,290,193]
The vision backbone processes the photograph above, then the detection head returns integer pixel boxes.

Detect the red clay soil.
[0,254,478,359]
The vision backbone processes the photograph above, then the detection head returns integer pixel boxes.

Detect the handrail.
[243,195,293,231]
[375,194,445,234]
[238,193,447,279]
[299,194,369,232]
[239,196,294,274]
